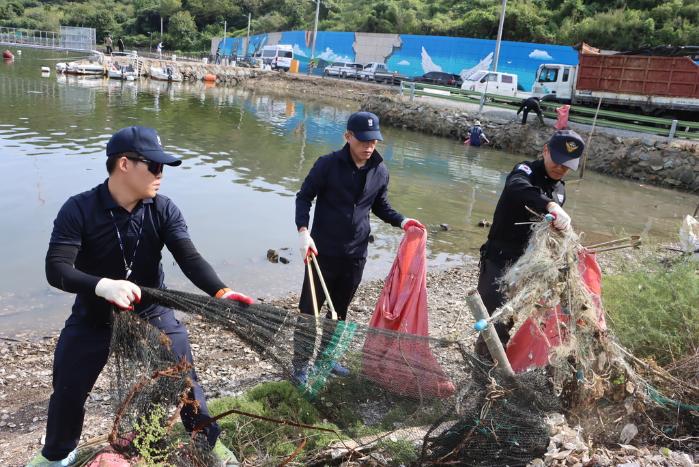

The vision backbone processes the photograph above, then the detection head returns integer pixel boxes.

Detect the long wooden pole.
[466,291,514,377]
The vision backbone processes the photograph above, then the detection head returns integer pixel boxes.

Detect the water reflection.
[1,49,697,334]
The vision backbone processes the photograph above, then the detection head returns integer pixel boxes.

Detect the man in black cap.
[517,96,545,125]
[476,129,584,353]
[292,111,424,384]
[28,126,249,466]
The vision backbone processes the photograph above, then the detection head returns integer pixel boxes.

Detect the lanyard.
[109,205,146,279]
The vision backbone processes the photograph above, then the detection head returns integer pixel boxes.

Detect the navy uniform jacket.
[295,144,404,258]
[482,159,566,263]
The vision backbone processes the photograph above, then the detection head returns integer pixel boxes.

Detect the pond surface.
[1,49,697,335]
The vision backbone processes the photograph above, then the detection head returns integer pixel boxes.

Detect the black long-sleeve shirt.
[482,160,565,263]
[46,181,226,324]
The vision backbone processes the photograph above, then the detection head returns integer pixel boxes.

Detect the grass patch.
[208,381,343,461]
[603,257,699,365]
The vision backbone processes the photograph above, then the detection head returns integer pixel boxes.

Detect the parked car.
[357,62,406,84]
[413,71,463,87]
[324,61,363,78]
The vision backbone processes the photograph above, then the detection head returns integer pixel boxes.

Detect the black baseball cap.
[547,129,584,170]
[347,111,383,142]
[106,126,181,166]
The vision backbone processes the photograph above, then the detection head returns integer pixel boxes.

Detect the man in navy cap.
[28,126,249,466]
[476,129,584,354]
[292,111,424,384]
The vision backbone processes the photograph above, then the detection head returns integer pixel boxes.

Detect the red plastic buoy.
[2,50,14,60]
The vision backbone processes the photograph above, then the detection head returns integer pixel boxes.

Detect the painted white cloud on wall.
[529,49,553,60]
[317,47,353,63]
[397,60,410,66]
[292,44,308,57]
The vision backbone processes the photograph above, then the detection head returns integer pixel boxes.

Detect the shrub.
[603,257,699,366]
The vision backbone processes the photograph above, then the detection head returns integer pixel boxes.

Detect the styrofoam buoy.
[16,50,21,55]
[474,319,488,332]
[41,66,50,74]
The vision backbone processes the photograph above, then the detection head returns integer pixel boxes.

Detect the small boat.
[150,66,182,82]
[3,50,14,60]
[67,62,104,75]
[203,73,217,82]
[108,63,137,81]
[55,62,67,73]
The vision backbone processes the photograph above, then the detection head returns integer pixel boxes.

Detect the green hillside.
[1,0,697,52]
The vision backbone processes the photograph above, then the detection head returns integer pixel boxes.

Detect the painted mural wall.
[214,31,579,91]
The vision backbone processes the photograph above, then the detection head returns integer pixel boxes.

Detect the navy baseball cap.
[347,111,383,142]
[547,129,585,170]
[106,126,181,166]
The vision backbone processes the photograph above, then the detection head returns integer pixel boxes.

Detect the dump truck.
[531,44,699,114]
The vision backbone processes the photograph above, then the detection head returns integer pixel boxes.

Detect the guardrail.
[399,81,699,141]
[0,27,59,48]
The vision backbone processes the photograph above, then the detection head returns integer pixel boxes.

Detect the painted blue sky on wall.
[218,31,579,90]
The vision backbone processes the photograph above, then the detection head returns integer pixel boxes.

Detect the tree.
[167,10,198,50]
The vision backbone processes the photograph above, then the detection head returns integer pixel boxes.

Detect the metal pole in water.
[579,96,603,180]
[467,291,515,377]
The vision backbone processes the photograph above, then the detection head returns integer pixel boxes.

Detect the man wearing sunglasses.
[29,126,248,466]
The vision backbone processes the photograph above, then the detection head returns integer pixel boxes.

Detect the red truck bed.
[576,53,699,98]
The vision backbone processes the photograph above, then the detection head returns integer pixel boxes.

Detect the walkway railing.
[400,81,699,141]
[0,27,59,48]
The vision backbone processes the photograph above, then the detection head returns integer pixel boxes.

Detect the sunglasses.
[126,156,164,175]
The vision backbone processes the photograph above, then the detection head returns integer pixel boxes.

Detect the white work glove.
[298,229,318,262]
[547,203,571,231]
[95,278,141,311]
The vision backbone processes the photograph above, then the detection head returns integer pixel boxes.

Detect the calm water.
[1,49,697,335]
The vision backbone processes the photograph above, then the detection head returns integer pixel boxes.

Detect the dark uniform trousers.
[521,107,545,125]
[476,257,514,347]
[292,255,366,368]
[43,309,220,460]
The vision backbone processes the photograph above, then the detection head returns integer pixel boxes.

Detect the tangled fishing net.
[91,219,696,466]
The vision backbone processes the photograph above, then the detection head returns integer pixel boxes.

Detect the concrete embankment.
[362,95,699,193]
[239,72,699,193]
[109,55,257,84]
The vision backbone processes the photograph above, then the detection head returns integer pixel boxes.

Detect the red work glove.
[400,218,425,231]
[216,288,254,305]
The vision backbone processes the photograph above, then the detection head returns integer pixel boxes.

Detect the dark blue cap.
[106,126,181,166]
[547,129,584,170]
[347,111,383,142]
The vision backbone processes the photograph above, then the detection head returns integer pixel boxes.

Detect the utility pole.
[222,19,227,57]
[245,12,251,56]
[480,0,507,113]
[160,16,163,40]
[492,0,507,72]
[310,0,320,74]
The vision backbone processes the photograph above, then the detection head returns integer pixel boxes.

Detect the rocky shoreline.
[239,72,699,194]
[1,254,696,466]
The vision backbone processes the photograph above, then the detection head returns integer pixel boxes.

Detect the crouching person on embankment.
[27,126,251,467]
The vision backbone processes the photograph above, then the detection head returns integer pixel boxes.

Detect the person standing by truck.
[517,96,545,125]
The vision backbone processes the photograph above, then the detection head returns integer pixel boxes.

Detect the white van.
[461,71,524,96]
[260,45,294,71]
